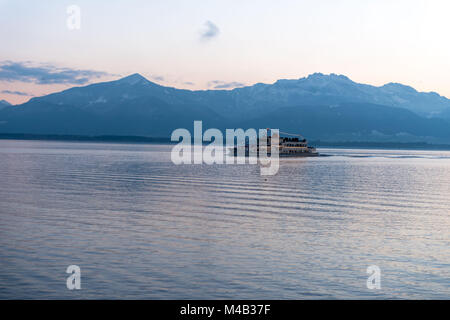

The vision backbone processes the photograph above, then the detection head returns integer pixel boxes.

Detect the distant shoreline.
[0,133,174,144]
[1,133,450,150]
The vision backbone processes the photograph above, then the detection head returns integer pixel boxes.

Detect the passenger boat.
[231,130,319,157]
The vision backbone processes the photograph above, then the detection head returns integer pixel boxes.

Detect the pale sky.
[1,0,449,104]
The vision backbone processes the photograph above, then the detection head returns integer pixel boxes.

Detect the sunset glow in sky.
[1,0,450,104]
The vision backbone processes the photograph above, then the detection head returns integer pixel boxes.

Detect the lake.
[0,140,449,299]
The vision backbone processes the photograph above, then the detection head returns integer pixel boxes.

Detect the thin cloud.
[183,81,195,86]
[200,21,220,40]
[0,61,112,85]
[209,80,245,89]
[151,75,165,81]
[1,89,33,96]
[207,80,221,87]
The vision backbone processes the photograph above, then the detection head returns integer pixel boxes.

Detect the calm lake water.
[0,140,449,299]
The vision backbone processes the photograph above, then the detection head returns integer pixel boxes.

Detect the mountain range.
[0,100,11,110]
[1,73,450,142]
